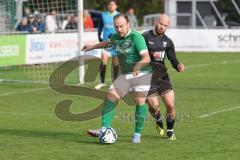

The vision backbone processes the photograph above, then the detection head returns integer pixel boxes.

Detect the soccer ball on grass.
[98,127,117,144]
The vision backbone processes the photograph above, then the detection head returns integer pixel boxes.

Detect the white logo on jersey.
[153,51,165,61]
[163,41,167,48]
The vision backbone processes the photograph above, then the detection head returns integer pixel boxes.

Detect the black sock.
[100,63,106,83]
[166,115,175,131]
[151,111,163,129]
[113,65,119,80]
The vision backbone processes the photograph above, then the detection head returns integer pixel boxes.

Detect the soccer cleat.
[156,124,165,136]
[132,133,141,144]
[87,129,100,137]
[166,130,176,140]
[94,83,106,90]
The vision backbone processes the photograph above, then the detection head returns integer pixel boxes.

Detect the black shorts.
[148,72,173,96]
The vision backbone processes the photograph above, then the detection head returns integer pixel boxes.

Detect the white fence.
[166,29,240,52]
[24,29,240,64]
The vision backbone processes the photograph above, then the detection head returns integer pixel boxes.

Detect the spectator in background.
[203,15,217,27]
[62,15,71,30]
[125,6,138,29]
[23,7,31,17]
[33,12,45,32]
[16,17,33,32]
[83,9,94,30]
[45,9,58,32]
[28,14,37,33]
[28,14,34,25]
[65,14,78,30]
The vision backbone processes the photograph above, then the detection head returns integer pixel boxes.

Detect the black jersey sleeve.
[166,39,180,71]
[141,31,148,40]
[97,16,104,42]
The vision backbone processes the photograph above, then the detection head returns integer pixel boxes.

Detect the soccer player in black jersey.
[143,14,185,140]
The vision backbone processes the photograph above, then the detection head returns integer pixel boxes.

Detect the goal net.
[0,0,86,85]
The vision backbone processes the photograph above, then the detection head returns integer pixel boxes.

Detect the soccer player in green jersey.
[82,14,151,143]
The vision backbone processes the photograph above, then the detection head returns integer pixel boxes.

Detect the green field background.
[0,53,240,160]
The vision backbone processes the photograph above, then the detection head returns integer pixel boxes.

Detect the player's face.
[114,17,129,38]
[155,16,169,35]
[108,2,117,12]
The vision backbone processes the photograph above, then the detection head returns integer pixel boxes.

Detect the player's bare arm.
[133,52,150,76]
[81,41,110,52]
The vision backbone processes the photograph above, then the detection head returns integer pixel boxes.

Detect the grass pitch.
[0,53,240,160]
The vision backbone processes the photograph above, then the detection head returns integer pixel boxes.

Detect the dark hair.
[127,5,134,11]
[49,9,56,13]
[114,14,129,23]
[107,0,117,5]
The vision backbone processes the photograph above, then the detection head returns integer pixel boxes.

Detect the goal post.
[77,0,85,84]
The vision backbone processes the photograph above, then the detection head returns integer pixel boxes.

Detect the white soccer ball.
[98,127,117,144]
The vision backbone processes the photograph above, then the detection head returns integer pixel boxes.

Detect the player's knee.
[149,105,159,114]
[147,98,158,107]
[107,91,119,101]
[147,100,159,111]
[135,98,146,106]
[166,104,175,114]
[101,54,108,64]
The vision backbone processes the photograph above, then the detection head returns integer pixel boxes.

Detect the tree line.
[84,0,164,25]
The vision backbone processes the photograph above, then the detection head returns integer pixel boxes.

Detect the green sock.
[135,104,148,134]
[102,99,117,128]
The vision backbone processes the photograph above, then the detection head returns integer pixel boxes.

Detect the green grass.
[0,53,240,160]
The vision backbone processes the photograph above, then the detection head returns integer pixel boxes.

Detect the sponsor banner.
[0,35,26,66]
[26,32,102,64]
[2,29,238,66]
[166,29,240,52]
[26,33,78,64]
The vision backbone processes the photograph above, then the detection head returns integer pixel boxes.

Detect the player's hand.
[32,27,37,33]
[153,52,161,59]
[177,63,185,72]
[133,63,141,77]
[81,44,94,52]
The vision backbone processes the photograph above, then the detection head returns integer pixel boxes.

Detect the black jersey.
[142,30,180,73]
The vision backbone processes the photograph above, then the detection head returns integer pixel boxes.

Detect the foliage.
[84,0,164,25]
[216,0,240,23]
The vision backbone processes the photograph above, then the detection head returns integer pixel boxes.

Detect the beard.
[155,27,163,35]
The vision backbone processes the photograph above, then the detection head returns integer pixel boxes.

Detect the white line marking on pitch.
[0,112,55,116]
[1,59,240,96]
[0,112,129,118]
[169,59,240,72]
[198,105,240,118]
[185,59,240,69]
[0,87,50,97]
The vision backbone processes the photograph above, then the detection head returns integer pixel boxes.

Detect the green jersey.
[110,30,151,74]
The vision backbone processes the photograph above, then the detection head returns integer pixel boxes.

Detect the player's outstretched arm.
[81,41,110,52]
